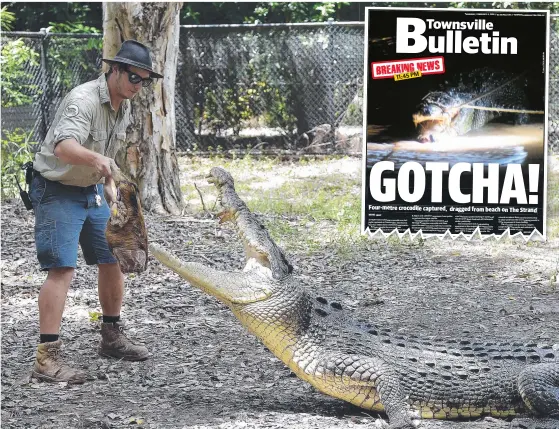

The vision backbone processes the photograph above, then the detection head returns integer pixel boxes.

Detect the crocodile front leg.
[316,354,416,429]
[518,363,559,417]
[377,370,417,429]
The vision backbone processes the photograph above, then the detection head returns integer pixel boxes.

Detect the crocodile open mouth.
[207,167,292,280]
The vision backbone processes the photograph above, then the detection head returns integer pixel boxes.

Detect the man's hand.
[92,153,113,178]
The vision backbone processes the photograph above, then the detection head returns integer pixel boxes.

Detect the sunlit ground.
[177,152,559,251]
[178,155,362,254]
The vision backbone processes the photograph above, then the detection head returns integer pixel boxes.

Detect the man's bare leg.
[39,267,74,334]
[98,262,124,317]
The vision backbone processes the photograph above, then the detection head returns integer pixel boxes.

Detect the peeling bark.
[103,2,184,215]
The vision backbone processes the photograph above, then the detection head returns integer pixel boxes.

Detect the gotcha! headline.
[369,161,540,205]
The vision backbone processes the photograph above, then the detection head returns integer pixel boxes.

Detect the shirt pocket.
[106,131,127,159]
[90,129,108,154]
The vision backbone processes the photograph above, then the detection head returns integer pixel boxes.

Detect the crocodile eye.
[116,187,122,201]
[429,134,436,143]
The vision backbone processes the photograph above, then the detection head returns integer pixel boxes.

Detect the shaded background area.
[0,24,365,152]
[1,16,558,153]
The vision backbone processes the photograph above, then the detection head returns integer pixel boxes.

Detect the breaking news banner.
[361,7,549,240]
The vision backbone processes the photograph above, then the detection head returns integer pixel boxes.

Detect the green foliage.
[246,2,349,24]
[196,51,296,136]
[0,5,15,30]
[182,5,201,23]
[262,86,296,130]
[180,2,559,25]
[1,128,35,198]
[199,81,295,135]
[44,23,102,95]
[6,1,559,29]
[48,21,100,34]
[181,2,353,25]
[370,2,559,12]
[2,7,102,97]
[449,2,559,13]
[0,39,40,107]
[88,311,102,322]
[4,2,102,32]
[204,85,262,135]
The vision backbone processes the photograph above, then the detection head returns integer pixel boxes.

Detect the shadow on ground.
[2,161,558,428]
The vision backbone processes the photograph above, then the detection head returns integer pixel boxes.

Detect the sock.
[102,315,121,324]
[40,334,59,343]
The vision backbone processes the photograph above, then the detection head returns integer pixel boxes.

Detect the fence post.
[327,18,336,142]
[37,28,51,146]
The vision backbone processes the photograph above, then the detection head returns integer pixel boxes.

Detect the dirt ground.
[2,158,558,429]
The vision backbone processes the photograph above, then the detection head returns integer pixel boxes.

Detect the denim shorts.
[30,174,117,271]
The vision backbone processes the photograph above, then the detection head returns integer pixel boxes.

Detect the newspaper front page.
[362,8,549,240]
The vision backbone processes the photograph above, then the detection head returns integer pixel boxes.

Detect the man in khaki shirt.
[30,40,163,384]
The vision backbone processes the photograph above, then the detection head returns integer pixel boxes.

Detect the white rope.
[459,105,545,114]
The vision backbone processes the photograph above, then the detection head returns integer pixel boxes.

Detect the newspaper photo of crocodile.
[412,68,536,143]
[366,65,545,169]
[150,167,559,429]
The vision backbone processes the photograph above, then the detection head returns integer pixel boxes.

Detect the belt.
[33,170,99,193]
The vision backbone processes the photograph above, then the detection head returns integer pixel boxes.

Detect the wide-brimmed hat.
[102,40,163,79]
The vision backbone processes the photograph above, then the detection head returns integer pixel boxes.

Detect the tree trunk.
[103,2,184,215]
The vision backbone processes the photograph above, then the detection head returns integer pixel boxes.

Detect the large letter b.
[396,18,427,53]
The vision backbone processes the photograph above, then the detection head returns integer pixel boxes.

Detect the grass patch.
[179,155,364,254]
[240,174,363,254]
[246,175,359,219]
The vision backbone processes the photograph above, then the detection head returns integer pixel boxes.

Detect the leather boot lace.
[115,324,139,345]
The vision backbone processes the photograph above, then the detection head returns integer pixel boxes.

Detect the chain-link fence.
[1,31,101,149]
[1,20,558,153]
[176,22,364,152]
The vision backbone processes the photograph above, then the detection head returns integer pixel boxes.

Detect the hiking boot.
[32,340,86,384]
[98,322,149,361]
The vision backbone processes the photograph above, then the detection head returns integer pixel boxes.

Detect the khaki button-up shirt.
[34,74,130,187]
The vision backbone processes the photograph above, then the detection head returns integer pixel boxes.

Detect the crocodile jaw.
[150,243,275,305]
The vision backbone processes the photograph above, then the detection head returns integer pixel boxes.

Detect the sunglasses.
[123,67,153,88]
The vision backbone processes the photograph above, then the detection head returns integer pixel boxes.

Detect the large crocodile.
[413,68,531,143]
[149,167,559,429]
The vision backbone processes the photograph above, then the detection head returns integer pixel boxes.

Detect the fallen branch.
[247,141,268,155]
[194,182,211,216]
